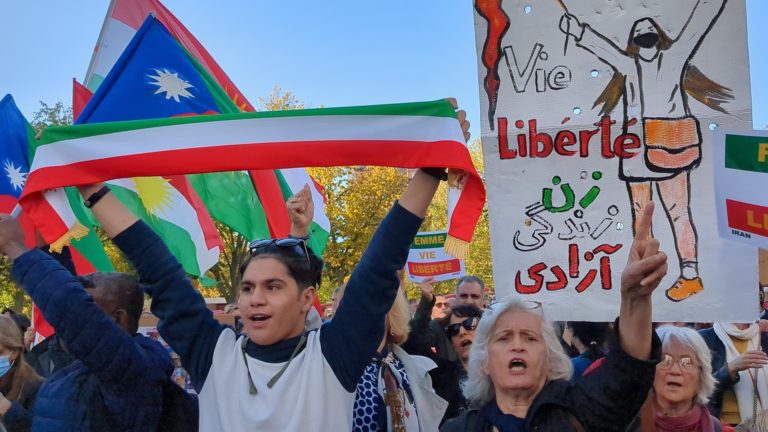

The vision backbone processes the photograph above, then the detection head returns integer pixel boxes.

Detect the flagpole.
[10,204,21,219]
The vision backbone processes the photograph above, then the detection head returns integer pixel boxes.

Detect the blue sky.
[1,0,766,138]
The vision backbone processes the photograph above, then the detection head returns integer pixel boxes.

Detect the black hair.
[239,243,323,291]
[79,272,144,334]
[568,321,610,362]
[439,303,484,330]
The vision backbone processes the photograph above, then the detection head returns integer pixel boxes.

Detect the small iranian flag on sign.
[406,231,466,283]
[714,129,768,249]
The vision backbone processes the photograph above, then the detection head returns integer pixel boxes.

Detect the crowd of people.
[0,103,763,431]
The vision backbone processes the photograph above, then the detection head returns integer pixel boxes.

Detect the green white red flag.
[20,100,485,257]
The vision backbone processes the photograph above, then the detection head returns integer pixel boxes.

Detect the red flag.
[72,79,93,122]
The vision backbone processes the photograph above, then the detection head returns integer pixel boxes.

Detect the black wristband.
[83,185,111,208]
[420,167,448,182]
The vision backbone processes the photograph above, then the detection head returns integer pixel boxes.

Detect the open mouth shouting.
[508,358,528,374]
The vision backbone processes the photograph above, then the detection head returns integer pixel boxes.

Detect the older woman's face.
[484,311,548,398]
[654,339,700,406]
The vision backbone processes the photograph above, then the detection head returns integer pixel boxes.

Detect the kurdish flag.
[714,129,768,250]
[20,100,485,257]
[83,0,330,252]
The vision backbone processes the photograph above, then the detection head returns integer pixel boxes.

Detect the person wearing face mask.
[0,315,44,432]
[558,0,730,303]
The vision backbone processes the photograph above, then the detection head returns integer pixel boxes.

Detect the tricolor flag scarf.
[21,100,485,257]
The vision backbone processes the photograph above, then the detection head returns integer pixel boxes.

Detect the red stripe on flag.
[726,199,768,237]
[22,194,75,246]
[23,139,473,193]
[249,170,290,238]
[407,259,462,277]
[165,175,224,251]
[33,305,55,339]
[73,79,93,122]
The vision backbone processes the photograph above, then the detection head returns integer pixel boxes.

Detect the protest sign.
[474,0,757,321]
[406,231,466,283]
[714,129,768,250]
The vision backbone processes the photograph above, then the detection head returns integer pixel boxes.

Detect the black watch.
[83,185,111,208]
[420,167,448,182]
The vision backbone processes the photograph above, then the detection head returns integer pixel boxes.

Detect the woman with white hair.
[628,325,721,431]
[441,203,667,431]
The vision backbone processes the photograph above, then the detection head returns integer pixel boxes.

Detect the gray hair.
[463,298,573,407]
[655,325,715,405]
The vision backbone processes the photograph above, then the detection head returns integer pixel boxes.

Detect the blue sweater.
[12,246,176,431]
[123,201,422,394]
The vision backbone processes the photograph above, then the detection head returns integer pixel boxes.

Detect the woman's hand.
[559,14,585,39]
[621,202,667,301]
[728,350,768,378]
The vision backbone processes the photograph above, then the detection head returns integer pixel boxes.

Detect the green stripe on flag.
[36,100,458,145]
[188,172,271,240]
[725,134,768,174]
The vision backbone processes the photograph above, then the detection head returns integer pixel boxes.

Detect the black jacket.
[440,328,660,432]
[698,327,768,419]
[403,295,458,362]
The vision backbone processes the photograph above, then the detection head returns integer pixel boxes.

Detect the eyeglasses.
[249,238,311,268]
[658,354,698,371]
[445,317,480,338]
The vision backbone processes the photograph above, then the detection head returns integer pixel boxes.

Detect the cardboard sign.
[474,0,757,321]
[406,231,466,282]
[714,130,768,250]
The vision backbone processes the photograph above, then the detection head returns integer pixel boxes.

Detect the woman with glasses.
[627,325,721,432]
[441,203,667,432]
[429,304,484,424]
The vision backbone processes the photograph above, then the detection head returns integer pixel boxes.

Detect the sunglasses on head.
[445,316,480,338]
[248,238,311,268]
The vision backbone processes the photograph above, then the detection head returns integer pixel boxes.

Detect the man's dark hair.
[79,272,144,334]
[439,304,484,330]
[455,275,485,291]
[239,243,323,290]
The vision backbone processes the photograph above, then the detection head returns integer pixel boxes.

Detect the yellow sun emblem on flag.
[132,176,175,216]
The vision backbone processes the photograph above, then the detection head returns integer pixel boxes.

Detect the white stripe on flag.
[86,18,137,88]
[32,115,464,171]
[108,178,220,273]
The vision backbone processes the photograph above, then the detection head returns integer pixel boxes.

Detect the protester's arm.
[402,279,439,356]
[619,202,667,360]
[322,169,441,390]
[569,322,662,431]
[78,184,226,392]
[1,218,170,422]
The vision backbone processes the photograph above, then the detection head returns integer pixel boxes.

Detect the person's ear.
[300,286,317,313]
[112,309,130,332]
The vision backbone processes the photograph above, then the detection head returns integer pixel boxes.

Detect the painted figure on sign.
[559,0,733,301]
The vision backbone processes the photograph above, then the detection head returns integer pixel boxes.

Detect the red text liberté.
[497,116,641,160]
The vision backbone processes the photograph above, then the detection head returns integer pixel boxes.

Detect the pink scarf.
[653,403,714,432]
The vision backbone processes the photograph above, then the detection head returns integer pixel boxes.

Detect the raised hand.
[419,277,437,302]
[558,13,585,39]
[288,184,315,238]
[621,202,668,300]
[0,214,29,260]
[728,349,768,376]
